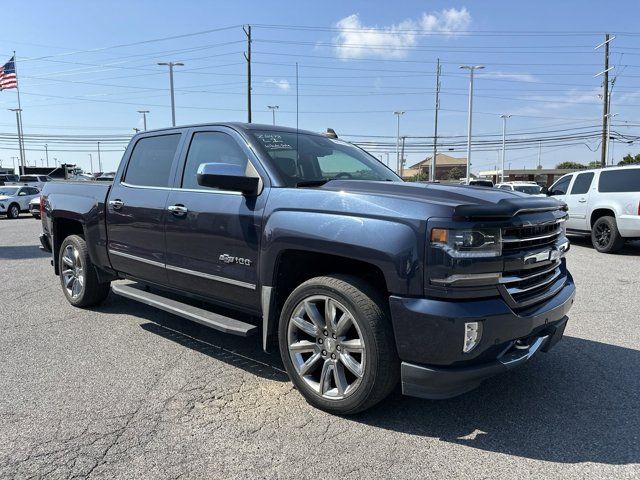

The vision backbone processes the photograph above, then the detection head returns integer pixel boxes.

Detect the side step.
[111,283,257,337]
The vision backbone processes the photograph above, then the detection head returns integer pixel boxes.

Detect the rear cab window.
[123,134,182,187]
[598,168,640,193]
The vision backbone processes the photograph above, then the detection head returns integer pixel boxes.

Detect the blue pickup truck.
[40,123,575,414]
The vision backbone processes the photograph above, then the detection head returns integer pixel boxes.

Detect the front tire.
[591,216,625,253]
[7,203,20,219]
[278,275,399,415]
[59,235,110,307]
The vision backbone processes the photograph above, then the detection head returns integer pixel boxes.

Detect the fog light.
[463,322,482,353]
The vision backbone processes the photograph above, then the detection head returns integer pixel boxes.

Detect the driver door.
[164,127,267,312]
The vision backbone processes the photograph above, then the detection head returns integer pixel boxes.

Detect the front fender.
[260,210,425,296]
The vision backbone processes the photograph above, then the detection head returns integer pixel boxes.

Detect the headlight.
[430,227,502,258]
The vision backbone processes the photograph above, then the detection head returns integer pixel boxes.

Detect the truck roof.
[133,122,325,138]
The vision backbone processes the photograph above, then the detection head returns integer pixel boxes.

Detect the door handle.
[108,199,124,210]
[167,205,188,216]
[578,198,587,203]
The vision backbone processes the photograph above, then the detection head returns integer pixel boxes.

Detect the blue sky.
[1,0,639,173]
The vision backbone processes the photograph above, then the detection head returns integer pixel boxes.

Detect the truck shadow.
[95,295,638,465]
[355,336,639,465]
[95,294,288,382]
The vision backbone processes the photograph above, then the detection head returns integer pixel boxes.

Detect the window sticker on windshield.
[255,133,293,150]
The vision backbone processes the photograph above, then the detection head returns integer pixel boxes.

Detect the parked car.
[10,175,53,191]
[29,196,41,219]
[0,174,20,185]
[0,185,41,219]
[40,123,575,414]
[464,179,494,188]
[547,165,640,253]
[496,181,545,196]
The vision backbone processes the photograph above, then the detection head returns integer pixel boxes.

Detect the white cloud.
[332,8,471,60]
[479,72,540,83]
[265,78,291,90]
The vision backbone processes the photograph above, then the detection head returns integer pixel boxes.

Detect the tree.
[446,166,464,181]
[412,171,428,182]
[556,161,587,170]
[587,161,601,169]
[618,153,640,166]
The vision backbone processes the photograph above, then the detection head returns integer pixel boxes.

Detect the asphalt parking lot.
[0,216,638,479]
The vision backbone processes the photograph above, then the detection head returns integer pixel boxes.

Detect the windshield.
[0,187,19,196]
[250,130,401,186]
[514,185,542,194]
[19,176,38,182]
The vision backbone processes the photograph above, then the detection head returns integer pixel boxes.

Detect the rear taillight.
[39,195,44,217]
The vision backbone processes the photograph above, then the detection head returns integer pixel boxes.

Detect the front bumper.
[390,273,575,399]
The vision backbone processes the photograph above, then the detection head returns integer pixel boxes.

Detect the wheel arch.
[590,207,616,229]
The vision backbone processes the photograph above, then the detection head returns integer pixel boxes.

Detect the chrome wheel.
[61,244,84,299]
[287,295,365,400]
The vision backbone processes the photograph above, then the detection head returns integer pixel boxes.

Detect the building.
[402,154,468,181]
[478,168,581,186]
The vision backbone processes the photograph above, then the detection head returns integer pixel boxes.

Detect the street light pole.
[137,110,149,130]
[393,111,405,175]
[460,65,485,183]
[500,114,511,183]
[267,105,279,125]
[8,108,25,174]
[97,141,102,172]
[157,62,184,127]
[44,144,49,167]
[88,153,93,174]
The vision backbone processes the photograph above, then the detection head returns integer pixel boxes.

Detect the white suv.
[0,186,41,219]
[548,165,640,253]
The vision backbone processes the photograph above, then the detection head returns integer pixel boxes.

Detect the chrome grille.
[500,219,567,308]
[502,220,563,252]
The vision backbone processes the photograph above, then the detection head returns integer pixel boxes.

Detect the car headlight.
[430,227,502,258]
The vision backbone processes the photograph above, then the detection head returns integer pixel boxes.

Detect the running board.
[111,283,257,337]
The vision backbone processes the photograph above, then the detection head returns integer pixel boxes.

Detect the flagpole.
[13,51,26,173]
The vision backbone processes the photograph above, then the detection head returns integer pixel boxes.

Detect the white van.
[547,165,640,253]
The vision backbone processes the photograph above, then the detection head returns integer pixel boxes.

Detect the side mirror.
[196,162,259,195]
[541,186,548,195]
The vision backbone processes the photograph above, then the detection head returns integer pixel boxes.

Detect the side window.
[181,132,248,190]
[570,172,594,195]
[124,134,181,187]
[599,169,640,193]
[549,175,571,196]
[499,185,512,190]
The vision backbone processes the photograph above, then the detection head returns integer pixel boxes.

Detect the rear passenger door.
[106,132,184,285]
[565,171,594,231]
[164,127,267,312]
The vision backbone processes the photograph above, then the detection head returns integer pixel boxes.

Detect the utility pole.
[267,105,279,125]
[460,65,485,183]
[97,141,102,172]
[596,34,614,167]
[537,141,542,168]
[45,144,49,167]
[88,153,93,174]
[12,53,27,170]
[137,110,149,130]
[400,136,406,178]
[9,108,25,174]
[158,62,184,127]
[500,114,511,183]
[244,25,252,123]
[431,58,441,182]
[11,157,17,174]
[393,111,405,175]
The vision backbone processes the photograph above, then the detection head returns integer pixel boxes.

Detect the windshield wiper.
[295,179,330,188]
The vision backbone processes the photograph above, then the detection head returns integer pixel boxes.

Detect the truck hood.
[320,180,566,219]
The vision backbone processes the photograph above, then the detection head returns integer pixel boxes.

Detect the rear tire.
[278,275,399,415]
[59,235,110,307]
[591,216,625,253]
[7,203,20,219]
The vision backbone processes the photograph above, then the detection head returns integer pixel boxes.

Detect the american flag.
[0,57,18,90]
